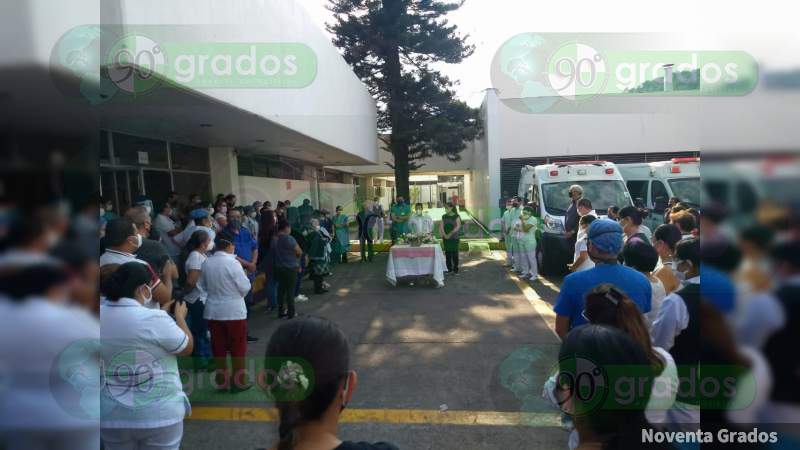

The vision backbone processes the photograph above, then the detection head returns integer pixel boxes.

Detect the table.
[386,244,447,288]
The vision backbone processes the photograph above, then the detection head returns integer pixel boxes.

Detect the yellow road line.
[189,406,561,427]
[536,276,561,293]
[509,273,560,340]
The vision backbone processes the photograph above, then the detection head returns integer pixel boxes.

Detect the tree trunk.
[382,0,409,200]
[393,141,410,199]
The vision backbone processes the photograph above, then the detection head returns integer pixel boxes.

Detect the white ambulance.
[518,161,633,275]
[618,157,700,230]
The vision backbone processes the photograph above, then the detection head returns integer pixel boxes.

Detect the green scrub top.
[391,203,412,233]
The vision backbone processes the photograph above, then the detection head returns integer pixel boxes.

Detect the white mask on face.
[249,212,257,218]
[140,284,152,304]
[131,234,143,250]
[675,259,692,281]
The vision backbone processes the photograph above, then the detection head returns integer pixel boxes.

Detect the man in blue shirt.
[221,209,258,272]
[554,219,652,338]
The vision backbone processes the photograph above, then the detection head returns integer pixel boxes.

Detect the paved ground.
[181,250,567,450]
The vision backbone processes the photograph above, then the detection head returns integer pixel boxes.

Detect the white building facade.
[1,0,378,214]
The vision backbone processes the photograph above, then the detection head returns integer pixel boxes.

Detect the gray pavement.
[182,250,567,450]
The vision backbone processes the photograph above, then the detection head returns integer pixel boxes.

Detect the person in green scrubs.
[390,196,411,244]
[332,206,350,263]
[440,202,462,275]
[514,206,539,279]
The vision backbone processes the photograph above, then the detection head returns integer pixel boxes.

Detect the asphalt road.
[181,250,568,450]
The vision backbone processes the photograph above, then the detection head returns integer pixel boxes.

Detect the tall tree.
[328,0,482,199]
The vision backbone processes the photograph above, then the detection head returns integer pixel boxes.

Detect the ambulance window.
[651,181,669,213]
[704,181,728,204]
[736,181,758,213]
[626,180,648,207]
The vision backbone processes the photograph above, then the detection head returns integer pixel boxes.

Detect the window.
[736,181,758,213]
[703,181,729,205]
[542,181,630,216]
[171,143,209,172]
[626,180,648,207]
[143,170,172,207]
[113,133,168,168]
[651,180,669,213]
[173,172,211,202]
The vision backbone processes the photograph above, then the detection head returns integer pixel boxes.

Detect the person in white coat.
[199,237,252,392]
[99,262,193,450]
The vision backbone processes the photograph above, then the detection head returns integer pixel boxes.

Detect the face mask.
[130,234,143,250]
[220,206,228,215]
[249,212,257,218]
[207,207,214,215]
[229,219,241,229]
[675,259,691,281]
[506,205,512,210]
[140,284,152,304]
[106,204,113,212]
[416,210,423,215]
[144,205,152,215]
[46,232,60,248]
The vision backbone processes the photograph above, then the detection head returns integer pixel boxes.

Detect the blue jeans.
[186,300,211,363]
[266,274,278,309]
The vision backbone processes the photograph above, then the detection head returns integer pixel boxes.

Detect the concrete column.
[209,147,238,197]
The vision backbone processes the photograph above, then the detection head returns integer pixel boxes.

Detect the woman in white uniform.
[100,262,193,450]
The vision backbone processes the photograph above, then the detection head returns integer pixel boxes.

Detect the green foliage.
[327,0,483,195]
[625,69,701,93]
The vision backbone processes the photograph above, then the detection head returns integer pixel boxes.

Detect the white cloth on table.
[386,244,446,288]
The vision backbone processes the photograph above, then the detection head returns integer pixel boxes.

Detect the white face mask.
[140,284,152,304]
[675,259,692,281]
[249,212,257,218]
[130,234,143,250]
[144,205,152,215]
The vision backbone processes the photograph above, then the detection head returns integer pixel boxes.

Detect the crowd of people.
[4,175,800,450]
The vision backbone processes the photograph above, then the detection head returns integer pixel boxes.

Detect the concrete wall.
[467,89,501,229]
[319,182,357,215]
[237,176,312,207]
[338,137,473,176]
[237,176,356,215]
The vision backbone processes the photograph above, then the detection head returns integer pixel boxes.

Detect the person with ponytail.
[180,229,213,370]
[557,325,675,450]
[583,284,678,426]
[100,262,193,450]
[265,317,398,450]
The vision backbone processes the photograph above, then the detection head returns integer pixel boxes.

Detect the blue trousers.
[266,275,278,309]
[186,300,211,362]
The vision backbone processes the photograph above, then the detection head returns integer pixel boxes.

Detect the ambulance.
[518,161,633,275]
[617,157,700,230]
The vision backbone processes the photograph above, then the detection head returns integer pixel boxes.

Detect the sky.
[300,0,800,107]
